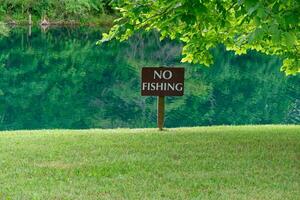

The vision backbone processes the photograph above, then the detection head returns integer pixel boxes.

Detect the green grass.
[0,125,299,199]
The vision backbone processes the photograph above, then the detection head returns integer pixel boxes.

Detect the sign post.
[157,96,165,131]
[141,67,184,131]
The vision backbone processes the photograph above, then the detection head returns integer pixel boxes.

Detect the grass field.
[0,125,299,200]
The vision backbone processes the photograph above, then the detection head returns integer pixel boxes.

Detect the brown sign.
[141,67,185,96]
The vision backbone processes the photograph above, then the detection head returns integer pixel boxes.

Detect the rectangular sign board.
[141,67,185,96]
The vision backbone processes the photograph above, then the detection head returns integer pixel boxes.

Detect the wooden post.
[29,13,32,25]
[157,96,165,131]
[29,25,32,36]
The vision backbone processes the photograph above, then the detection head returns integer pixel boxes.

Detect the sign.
[141,67,185,96]
[141,67,185,131]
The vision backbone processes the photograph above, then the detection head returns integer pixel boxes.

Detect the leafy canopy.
[100,0,300,75]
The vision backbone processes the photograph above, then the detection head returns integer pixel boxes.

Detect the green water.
[0,27,299,130]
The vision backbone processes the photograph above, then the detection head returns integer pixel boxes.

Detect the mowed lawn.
[0,126,299,200]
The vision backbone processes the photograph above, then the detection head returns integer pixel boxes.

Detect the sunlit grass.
[0,125,299,199]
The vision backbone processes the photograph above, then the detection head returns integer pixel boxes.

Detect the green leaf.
[248,28,264,43]
[284,32,296,47]
[257,6,266,18]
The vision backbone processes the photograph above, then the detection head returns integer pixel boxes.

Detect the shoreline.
[1,14,116,27]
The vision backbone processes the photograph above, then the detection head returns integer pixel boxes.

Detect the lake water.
[0,26,299,130]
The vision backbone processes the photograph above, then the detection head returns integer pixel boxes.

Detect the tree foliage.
[0,0,112,19]
[101,0,300,75]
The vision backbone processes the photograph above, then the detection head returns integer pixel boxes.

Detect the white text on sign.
[142,70,183,92]
[141,67,184,96]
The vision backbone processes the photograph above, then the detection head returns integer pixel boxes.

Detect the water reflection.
[0,27,299,130]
